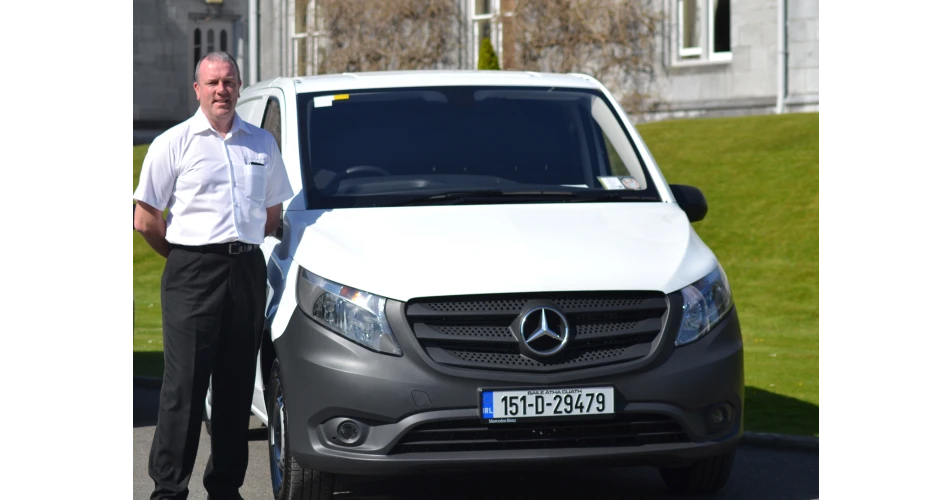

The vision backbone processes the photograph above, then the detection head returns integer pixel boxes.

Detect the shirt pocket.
[241,158,268,202]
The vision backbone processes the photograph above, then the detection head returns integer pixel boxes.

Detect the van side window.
[262,97,282,153]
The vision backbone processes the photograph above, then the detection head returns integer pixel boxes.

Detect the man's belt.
[169,242,258,255]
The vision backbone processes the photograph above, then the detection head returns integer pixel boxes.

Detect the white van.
[206,70,743,499]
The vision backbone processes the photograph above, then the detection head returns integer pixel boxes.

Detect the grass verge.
[636,112,818,436]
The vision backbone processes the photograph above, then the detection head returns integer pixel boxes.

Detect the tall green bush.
[478,37,500,70]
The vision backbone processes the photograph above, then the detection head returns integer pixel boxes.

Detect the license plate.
[479,387,614,423]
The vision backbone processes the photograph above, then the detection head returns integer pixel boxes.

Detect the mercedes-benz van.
[205,70,744,499]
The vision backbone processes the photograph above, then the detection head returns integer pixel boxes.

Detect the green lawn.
[133,144,166,378]
[133,112,818,436]
[636,112,819,436]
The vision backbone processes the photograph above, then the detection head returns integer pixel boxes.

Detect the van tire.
[658,448,735,494]
[268,359,335,500]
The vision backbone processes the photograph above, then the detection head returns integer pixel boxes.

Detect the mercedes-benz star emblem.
[519,306,570,356]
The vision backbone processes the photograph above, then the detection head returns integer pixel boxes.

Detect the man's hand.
[265,204,282,238]
[134,201,170,258]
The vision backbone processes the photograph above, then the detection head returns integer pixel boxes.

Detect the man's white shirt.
[133,109,294,246]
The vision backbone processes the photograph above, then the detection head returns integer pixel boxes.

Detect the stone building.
[133,0,250,129]
[647,0,819,120]
[253,0,817,121]
[133,0,818,127]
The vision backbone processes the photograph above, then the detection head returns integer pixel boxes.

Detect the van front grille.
[405,292,668,373]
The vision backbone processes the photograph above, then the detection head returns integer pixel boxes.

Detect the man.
[133,51,293,500]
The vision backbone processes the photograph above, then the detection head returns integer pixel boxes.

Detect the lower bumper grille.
[389,414,688,454]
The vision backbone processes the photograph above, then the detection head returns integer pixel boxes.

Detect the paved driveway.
[134,384,818,500]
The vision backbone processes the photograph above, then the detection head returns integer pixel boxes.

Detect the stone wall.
[785,0,819,111]
[133,0,249,128]
[637,0,818,122]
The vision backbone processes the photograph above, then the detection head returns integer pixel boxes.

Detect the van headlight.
[296,268,402,356]
[675,264,734,347]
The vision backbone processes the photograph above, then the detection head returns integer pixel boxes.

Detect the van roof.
[243,70,603,94]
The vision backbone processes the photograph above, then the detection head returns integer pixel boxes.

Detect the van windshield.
[295,85,661,208]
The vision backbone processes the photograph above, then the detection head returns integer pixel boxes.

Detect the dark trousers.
[148,245,266,500]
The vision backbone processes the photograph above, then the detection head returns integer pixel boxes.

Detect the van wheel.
[658,448,735,495]
[267,359,335,500]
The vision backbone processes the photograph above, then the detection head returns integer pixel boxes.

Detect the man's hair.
[194,51,241,83]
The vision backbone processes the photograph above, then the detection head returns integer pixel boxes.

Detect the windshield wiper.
[396,190,579,206]
[581,191,657,202]
[395,189,657,206]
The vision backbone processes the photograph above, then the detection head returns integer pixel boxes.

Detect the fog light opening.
[707,403,733,430]
[337,420,361,444]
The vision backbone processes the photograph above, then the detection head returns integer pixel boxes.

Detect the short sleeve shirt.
[133,109,294,246]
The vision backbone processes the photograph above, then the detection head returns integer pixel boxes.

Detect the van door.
[258,92,286,258]
[253,90,291,416]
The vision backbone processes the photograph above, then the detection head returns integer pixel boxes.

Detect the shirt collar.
[189,108,251,137]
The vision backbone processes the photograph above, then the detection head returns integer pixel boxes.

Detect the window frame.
[677,0,702,58]
[673,0,732,65]
[708,0,732,62]
[470,0,514,69]
[290,0,326,77]
[193,29,202,72]
[472,0,498,69]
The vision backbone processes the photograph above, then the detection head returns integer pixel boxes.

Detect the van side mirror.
[669,184,708,222]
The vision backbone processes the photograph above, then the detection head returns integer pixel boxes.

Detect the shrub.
[478,37,500,70]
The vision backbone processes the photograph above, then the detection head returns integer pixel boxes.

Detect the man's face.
[193,59,241,122]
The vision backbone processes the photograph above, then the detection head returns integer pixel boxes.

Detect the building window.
[207,29,215,54]
[471,0,514,69]
[711,0,730,56]
[194,29,201,72]
[290,0,325,76]
[220,30,228,52]
[676,0,731,62]
[678,0,702,57]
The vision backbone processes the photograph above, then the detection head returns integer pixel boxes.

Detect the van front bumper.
[273,301,744,476]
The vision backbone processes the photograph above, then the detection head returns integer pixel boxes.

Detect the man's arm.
[265,204,282,238]
[134,202,170,258]
[133,136,176,257]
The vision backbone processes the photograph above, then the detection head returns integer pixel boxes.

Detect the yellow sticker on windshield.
[313,94,351,107]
